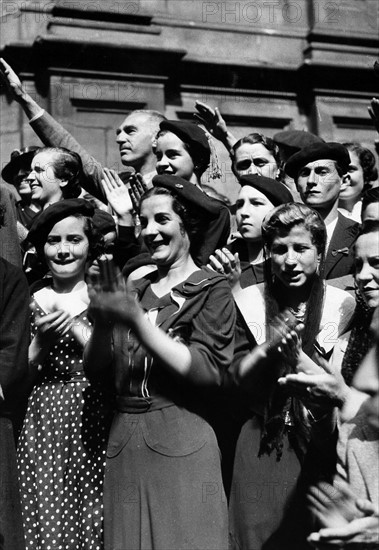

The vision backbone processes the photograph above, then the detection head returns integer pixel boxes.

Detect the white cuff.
[29,109,45,123]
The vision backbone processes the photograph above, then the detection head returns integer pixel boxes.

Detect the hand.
[308,481,379,547]
[88,259,143,327]
[278,369,349,409]
[368,98,379,134]
[129,173,148,211]
[0,58,26,101]
[101,167,133,220]
[208,248,241,290]
[34,309,72,342]
[194,101,229,143]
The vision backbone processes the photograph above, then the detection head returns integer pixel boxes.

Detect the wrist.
[116,212,134,226]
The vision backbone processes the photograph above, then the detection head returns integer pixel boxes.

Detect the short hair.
[261,202,327,257]
[139,186,207,257]
[343,142,378,188]
[154,129,209,177]
[35,213,104,266]
[362,187,379,215]
[231,133,281,171]
[131,110,166,132]
[35,147,83,198]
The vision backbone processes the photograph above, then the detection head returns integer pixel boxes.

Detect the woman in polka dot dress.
[17,199,112,550]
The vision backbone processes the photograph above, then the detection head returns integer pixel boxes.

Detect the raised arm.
[0,58,107,202]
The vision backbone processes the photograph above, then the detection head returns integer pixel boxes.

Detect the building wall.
[1,0,378,201]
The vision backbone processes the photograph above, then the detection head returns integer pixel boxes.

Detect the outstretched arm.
[0,58,107,202]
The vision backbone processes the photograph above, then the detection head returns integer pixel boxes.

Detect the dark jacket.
[324,214,359,280]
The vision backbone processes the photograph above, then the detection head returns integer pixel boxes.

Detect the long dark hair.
[262,203,326,356]
[259,203,327,460]
[139,187,207,261]
[341,220,379,384]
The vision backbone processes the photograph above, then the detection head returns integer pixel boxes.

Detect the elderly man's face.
[296,159,344,211]
[116,113,156,169]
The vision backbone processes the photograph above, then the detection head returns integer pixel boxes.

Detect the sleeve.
[113,226,141,270]
[30,111,107,203]
[0,262,30,397]
[186,280,236,386]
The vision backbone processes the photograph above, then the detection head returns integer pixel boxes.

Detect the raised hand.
[208,248,241,290]
[194,101,229,142]
[0,58,26,101]
[368,97,379,134]
[129,173,148,212]
[88,259,143,327]
[101,167,133,221]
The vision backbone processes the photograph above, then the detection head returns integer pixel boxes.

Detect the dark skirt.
[0,417,25,550]
[104,405,228,550]
[229,416,313,550]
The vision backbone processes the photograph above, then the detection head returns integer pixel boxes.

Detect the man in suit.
[285,142,359,280]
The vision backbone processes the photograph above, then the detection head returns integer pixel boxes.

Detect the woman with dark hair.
[17,199,112,550]
[339,143,378,222]
[27,147,83,209]
[228,203,355,550]
[84,175,236,550]
[231,132,281,182]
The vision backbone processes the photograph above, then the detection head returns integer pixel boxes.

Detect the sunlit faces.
[296,159,343,210]
[354,232,379,309]
[155,132,197,184]
[236,186,275,242]
[116,113,156,168]
[340,151,365,202]
[28,151,65,206]
[140,195,190,267]
[44,216,90,281]
[233,142,278,181]
[270,225,320,288]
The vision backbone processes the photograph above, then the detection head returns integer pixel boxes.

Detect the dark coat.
[0,258,29,550]
[324,214,359,280]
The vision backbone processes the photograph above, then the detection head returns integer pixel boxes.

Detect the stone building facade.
[1,0,378,200]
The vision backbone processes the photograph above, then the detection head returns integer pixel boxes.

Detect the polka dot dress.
[17,303,112,550]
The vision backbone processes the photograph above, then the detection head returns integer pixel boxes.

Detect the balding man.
[286,142,359,280]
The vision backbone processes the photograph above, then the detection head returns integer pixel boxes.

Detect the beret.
[273,130,324,154]
[151,175,221,218]
[92,209,116,234]
[1,145,40,184]
[28,198,94,247]
[239,174,293,206]
[285,142,350,179]
[159,120,210,165]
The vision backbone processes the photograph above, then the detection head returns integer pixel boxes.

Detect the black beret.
[28,198,94,247]
[285,142,350,179]
[159,120,210,165]
[92,209,116,234]
[151,175,221,218]
[1,146,40,184]
[239,174,293,206]
[273,130,324,153]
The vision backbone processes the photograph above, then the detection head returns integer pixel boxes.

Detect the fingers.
[195,100,215,116]
[208,255,224,274]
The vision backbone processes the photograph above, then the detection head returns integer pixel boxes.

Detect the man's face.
[116,113,156,169]
[13,167,32,199]
[296,159,344,211]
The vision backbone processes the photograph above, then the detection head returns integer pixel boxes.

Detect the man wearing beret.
[286,142,359,280]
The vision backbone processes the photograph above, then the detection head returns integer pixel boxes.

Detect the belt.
[116,395,175,413]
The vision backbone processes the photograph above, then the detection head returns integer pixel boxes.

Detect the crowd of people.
[0,56,378,550]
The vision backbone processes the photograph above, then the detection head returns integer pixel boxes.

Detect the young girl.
[17,199,112,550]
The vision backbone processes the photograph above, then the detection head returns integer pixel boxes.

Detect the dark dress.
[17,290,112,550]
[101,267,236,550]
[0,258,29,550]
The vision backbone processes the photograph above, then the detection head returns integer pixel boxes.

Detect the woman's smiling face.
[140,195,190,267]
